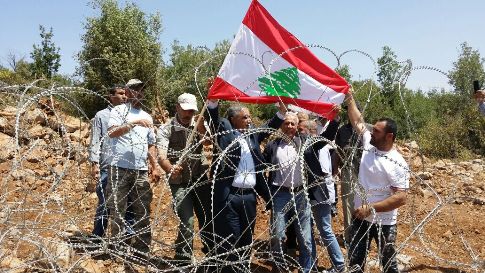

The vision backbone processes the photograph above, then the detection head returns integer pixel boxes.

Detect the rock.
[459,161,472,170]
[0,254,25,273]
[0,116,15,136]
[28,124,55,139]
[470,164,483,173]
[48,115,86,134]
[0,132,14,162]
[406,140,419,150]
[24,108,46,125]
[420,188,434,199]
[442,230,453,239]
[396,254,413,270]
[62,224,82,237]
[9,169,35,180]
[0,106,18,117]
[473,197,485,205]
[416,171,433,180]
[26,145,49,163]
[43,238,72,269]
[472,159,482,164]
[68,127,90,143]
[79,258,106,273]
[434,160,447,170]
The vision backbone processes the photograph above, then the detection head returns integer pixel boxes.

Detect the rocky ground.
[0,105,484,273]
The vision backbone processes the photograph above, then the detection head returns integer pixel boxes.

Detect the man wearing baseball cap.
[157,93,213,266]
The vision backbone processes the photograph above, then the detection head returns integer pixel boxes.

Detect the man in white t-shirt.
[346,90,409,273]
[107,79,160,259]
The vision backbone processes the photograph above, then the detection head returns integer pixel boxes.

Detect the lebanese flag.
[207,0,350,119]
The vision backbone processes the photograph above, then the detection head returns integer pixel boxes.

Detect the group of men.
[88,79,410,273]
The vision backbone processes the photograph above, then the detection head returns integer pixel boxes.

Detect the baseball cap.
[178,93,198,111]
[126,79,143,88]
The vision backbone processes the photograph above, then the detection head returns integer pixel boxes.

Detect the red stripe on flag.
[242,0,349,94]
[208,77,339,120]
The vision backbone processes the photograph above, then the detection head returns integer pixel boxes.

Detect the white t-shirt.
[354,131,409,225]
[108,103,155,170]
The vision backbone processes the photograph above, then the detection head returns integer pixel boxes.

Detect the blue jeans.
[271,190,314,273]
[312,203,345,270]
[92,169,135,236]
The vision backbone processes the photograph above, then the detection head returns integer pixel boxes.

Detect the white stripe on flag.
[218,24,344,105]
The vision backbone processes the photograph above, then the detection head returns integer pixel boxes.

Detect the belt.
[230,186,255,195]
[273,185,305,193]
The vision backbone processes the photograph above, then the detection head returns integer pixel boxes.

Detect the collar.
[172,114,195,131]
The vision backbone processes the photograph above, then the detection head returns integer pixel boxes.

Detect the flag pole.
[184,102,208,150]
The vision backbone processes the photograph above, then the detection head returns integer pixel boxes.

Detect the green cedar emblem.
[258,67,301,98]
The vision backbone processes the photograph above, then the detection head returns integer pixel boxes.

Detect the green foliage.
[77,0,162,117]
[159,40,229,116]
[0,62,32,85]
[448,42,485,99]
[335,64,352,82]
[351,78,485,158]
[30,25,61,79]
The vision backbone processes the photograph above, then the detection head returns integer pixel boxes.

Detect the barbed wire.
[0,46,483,273]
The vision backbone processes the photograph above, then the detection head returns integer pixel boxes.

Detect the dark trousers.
[214,191,257,273]
[348,218,399,273]
[286,222,298,250]
[93,169,135,236]
[170,182,214,260]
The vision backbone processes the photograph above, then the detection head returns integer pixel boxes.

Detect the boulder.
[0,132,14,162]
[24,108,46,125]
[0,254,25,273]
[416,171,433,180]
[406,140,419,150]
[434,160,447,170]
[0,116,15,136]
[0,106,18,117]
[27,124,55,139]
[48,115,87,134]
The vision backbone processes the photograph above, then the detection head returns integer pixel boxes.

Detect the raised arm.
[256,101,286,143]
[345,90,367,136]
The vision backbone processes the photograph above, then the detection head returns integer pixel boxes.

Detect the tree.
[77,0,163,116]
[335,64,352,82]
[30,25,61,79]
[159,40,229,116]
[377,46,403,98]
[448,42,485,98]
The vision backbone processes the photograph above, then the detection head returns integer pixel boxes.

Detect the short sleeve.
[361,130,372,150]
[388,157,410,190]
[147,115,156,145]
[156,123,171,159]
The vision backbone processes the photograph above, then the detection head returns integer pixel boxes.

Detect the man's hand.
[91,163,100,181]
[277,101,288,115]
[474,90,485,102]
[151,167,161,184]
[131,119,153,128]
[195,114,206,134]
[353,204,373,220]
[170,164,183,178]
